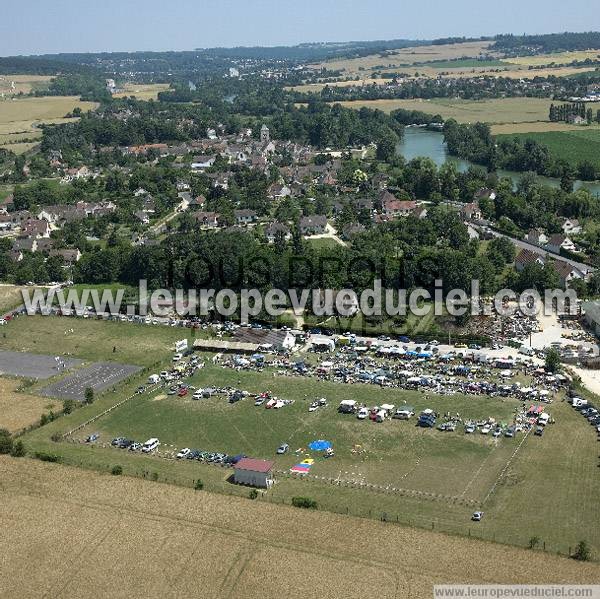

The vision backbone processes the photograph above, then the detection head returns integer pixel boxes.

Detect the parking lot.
[0,349,82,379]
[40,362,141,400]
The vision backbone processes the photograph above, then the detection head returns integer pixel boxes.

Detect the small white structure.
[233,458,274,488]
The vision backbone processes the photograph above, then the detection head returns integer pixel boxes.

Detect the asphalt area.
[0,349,82,379]
[39,362,141,400]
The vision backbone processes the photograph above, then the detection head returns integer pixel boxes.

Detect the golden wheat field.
[0,74,54,96]
[333,97,555,125]
[503,50,600,67]
[310,41,494,75]
[1,456,598,599]
[0,378,60,433]
[113,83,171,100]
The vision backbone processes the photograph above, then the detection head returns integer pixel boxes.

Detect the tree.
[545,347,561,373]
[375,128,399,162]
[84,387,94,405]
[0,428,13,454]
[111,465,123,475]
[572,540,591,561]
[194,479,204,490]
[63,399,76,414]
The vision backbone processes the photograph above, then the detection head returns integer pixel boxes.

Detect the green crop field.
[496,128,600,168]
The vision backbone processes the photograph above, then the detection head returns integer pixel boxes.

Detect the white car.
[176,448,191,459]
[192,390,203,399]
[142,438,160,453]
[309,402,319,412]
[357,407,369,420]
[472,511,484,521]
[480,424,492,434]
[492,428,502,438]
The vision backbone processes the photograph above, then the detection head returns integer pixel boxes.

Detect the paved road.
[479,227,594,273]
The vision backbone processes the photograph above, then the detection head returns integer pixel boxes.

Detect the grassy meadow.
[0,315,194,367]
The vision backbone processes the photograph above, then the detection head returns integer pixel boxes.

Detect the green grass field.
[5,315,599,556]
[87,360,520,497]
[0,315,194,367]
[496,128,600,168]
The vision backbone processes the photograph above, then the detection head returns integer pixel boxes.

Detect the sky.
[1,0,599,56]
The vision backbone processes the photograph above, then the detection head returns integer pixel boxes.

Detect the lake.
[396,126,600,196]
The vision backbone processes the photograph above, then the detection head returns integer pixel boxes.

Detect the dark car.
[119,439,134,449]
[534,426,544,437]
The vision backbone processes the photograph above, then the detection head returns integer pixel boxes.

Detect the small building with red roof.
[233,458,275,488]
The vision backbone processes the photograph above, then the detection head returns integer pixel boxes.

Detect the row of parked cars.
[571,397,600,434]
[175,448,245,465]
[110,436,160,453]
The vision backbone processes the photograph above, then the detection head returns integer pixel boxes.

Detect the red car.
[177,388,188,397]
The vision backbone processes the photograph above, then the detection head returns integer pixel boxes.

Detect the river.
[396,127,600,196]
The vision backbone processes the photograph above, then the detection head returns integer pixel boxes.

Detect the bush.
[573,540,591,562]
[50,432,62,442]
[528,536,540,550]
[194,479,204,490]
[151,472,158,481]
[84,387,94,405]
[0,428,13,454]
[10,440,25,457]
[111,465,123,476]
[291,496,317,509]
[34,451,60,463]
[62,399,76,414]
[249,489,258,500]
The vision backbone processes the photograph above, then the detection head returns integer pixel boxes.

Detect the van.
[573,398,588,409]
[142,438,160,453]
[518,346,535,356]
[147,374,160,384]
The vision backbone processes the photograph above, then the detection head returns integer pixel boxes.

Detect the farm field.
[333,97,558,125]
[503,50,600,67]
[0,74,53,96]
[0,315,193,367]
[309,40,495,75]
[491,121,600,134]
[0,95,97,154]
[496,128,600,168]
[113,82,171,100]
[3,457,599,599]
[0,377,60,433]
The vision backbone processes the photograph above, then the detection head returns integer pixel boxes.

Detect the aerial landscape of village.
[2,1,600,597]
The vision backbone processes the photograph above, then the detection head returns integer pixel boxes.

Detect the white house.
[190,155,216,171]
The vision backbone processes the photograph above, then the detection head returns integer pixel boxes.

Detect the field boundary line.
[62,383,159,438]
[481,428,531,506]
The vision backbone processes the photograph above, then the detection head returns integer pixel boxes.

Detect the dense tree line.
[443,119,600,181]
[494,32,600,54]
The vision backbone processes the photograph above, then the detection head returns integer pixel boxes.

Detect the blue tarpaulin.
[309,440,332,451]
